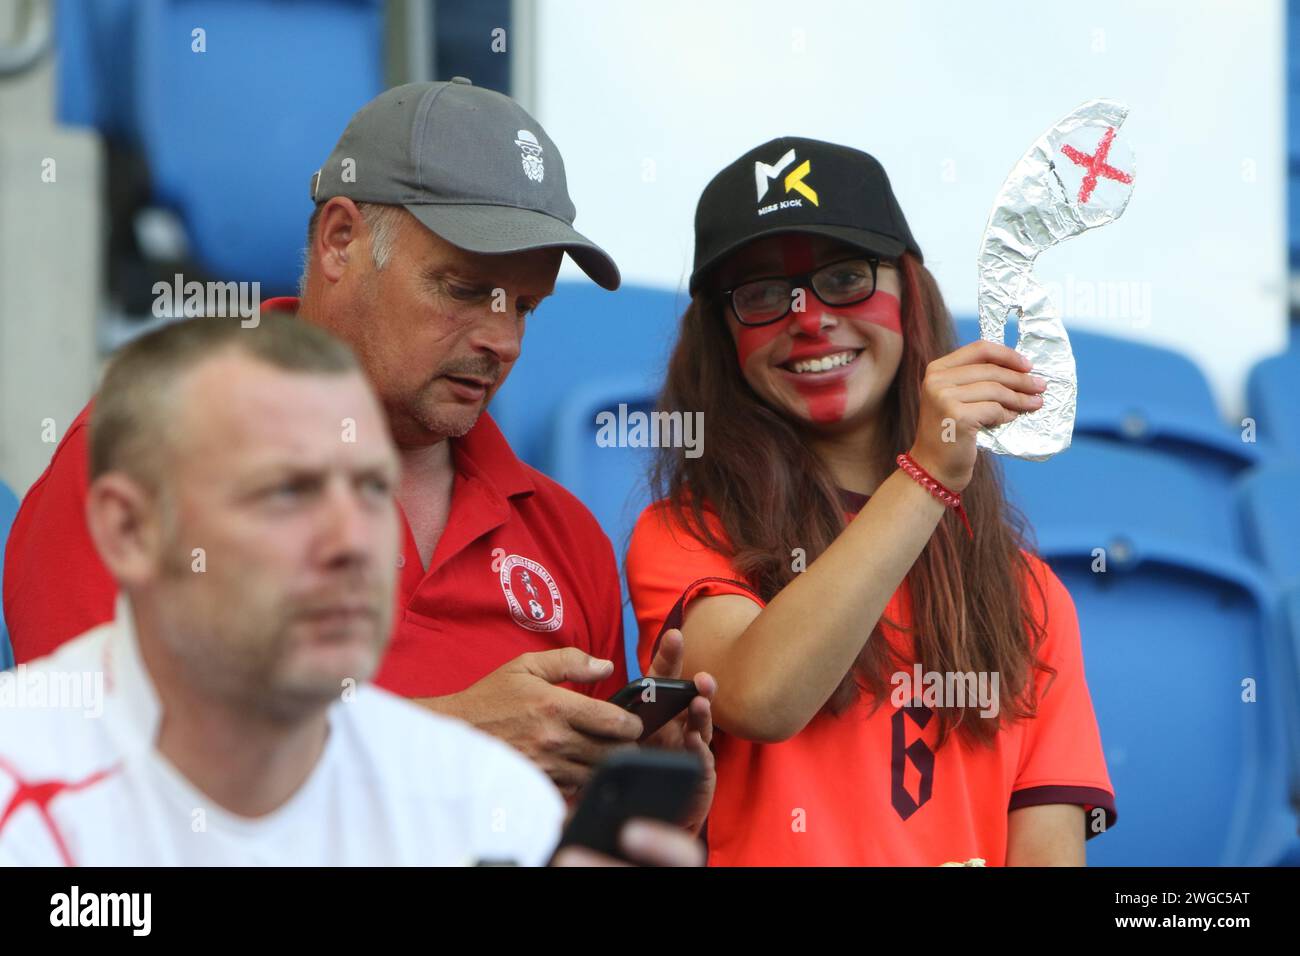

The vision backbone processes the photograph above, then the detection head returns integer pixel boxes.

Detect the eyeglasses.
[721,257,882,326]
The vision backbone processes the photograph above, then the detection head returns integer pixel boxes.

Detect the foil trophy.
[975,98,1136,461]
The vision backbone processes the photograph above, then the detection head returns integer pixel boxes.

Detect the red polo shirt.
[3,305,627,702]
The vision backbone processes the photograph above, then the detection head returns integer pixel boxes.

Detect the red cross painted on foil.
[1060,126,1132,204]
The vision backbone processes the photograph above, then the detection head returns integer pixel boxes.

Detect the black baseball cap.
[689,136,922,296]
[311,78,620,290]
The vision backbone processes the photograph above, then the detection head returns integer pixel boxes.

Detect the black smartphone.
[608,677,698,740]
[554,749,702,862]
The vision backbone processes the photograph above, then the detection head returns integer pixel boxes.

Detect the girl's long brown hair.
[650,251,1054,748]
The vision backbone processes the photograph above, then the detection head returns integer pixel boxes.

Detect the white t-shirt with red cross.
[0,597,564,866]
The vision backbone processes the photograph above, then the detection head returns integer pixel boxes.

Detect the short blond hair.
[89,313,360,494]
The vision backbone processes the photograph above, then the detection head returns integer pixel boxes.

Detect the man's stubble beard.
[153,532,369,724]
[408,376,483,440]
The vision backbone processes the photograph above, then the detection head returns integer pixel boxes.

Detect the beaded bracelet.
[896,452,974,541]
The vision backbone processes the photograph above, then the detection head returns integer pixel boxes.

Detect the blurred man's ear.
[315,197,364,284]
[86,473,167,587]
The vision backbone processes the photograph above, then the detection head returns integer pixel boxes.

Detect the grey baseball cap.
[311,77,620,290]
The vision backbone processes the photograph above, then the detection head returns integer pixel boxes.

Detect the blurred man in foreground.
[0,316,701,866]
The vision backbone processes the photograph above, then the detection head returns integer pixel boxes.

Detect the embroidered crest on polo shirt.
[515,130,545,183]
[499,554,564,632]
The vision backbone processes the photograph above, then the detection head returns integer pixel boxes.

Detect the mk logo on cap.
[754,149,818,214]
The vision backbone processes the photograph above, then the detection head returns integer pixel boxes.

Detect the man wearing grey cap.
[2,77,714,819]
[293,79,713,814]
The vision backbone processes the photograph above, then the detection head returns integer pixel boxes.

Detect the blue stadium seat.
[999,438,1295,862]
[1035,541,1294,865]
[999,435,1244,556]
[0,480,19,671]
[1237,461,1300,582]
[133,0,384,294]
[55,0,141,139]
[1277,584,1300,862]
[1237,464,1300,862]
[56,0,140,139]
[954,318,1263,481]
[548,381,661,678]
[1246,339,1300,460]
[490,282,682,472]
[1289,0,1300,269]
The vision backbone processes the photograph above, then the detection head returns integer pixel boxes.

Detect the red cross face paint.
[729,234,905,427]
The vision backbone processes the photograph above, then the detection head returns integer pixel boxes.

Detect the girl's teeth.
[789,351,858,374]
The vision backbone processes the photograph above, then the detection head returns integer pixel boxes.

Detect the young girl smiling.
[628,137,1116,866]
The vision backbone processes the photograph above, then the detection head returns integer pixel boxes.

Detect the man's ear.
[86,473,165,588]
[315,197,364,284]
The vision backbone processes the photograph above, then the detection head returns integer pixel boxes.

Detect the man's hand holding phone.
[609,628,717,836]
[418,647,643,798]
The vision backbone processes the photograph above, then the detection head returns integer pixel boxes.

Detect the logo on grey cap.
[515,130,544,183]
